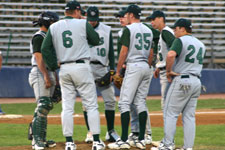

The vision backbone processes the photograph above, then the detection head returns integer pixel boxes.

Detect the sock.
[121,111,130,142]
[83,111,90,131]
[93,134,100,142]
[105,110,115,132]
[138,111,147,140]
[66,137,73,142]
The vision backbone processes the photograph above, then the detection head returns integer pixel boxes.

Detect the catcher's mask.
[33,11,59,29]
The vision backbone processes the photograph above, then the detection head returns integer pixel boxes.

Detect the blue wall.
[0,67,224,98]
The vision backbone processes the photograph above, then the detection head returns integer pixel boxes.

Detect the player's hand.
[166,71,180,82]
[154,68,160,78]
[44,75,52,88]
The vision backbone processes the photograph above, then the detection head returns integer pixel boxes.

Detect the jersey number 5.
[62,30,73,48]
[185,45,204,64]
[135,33,151,51]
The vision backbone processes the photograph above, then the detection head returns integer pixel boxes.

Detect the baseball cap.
[65,0,81,10]
[146,10,165,20]
[114,9,126,18]
[87,6,99,21]
[172,18,192,29]
[125,4,141,17]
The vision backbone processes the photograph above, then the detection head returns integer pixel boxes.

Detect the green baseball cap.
[172,18,192,29]
[146,10,165,20]
[65,0,81,10]
[125,4,141,17]
[87,6,99,21]
[114,9,126,18]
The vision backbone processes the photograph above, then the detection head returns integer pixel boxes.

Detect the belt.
[32,65,50,71]
[90,61,102,65]
[60,60,85,65]
[159,66,166,71]
[181,74,200,79]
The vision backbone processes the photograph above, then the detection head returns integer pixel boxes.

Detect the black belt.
[32,65,50,71]
[90,61,102,65]
[181,74,200,79]
[159,66,166,71]
[60,60,85,65]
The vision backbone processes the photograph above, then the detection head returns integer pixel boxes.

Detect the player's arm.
[0,51,2,71]
[33,35,52,88]
[148,48,154,67]
[166,38,182,82]
[116,27,130,75]
[86,22,100,46]
[41,29,58,71]
[108,31,115,72]
[162,30,175,49]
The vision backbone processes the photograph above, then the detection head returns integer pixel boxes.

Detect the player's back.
[126,23,153,63]
[50,18,90,63]
[173,35,205,76]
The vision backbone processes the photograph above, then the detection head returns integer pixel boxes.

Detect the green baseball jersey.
[121,23,153,63]
[90,22,115,69]
[170,35,206,76]
[30,30,46,66]
[156,26,175,68]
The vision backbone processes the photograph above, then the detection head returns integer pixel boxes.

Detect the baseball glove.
[95,71,114,87]
[51,85,62,103]
[113,74,123,89]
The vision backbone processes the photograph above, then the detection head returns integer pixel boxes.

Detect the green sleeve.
[86,22,100,46]
[120,27,130,47]
[117,36,122,58]
[32,35,44,53]
[170,38,182,56]
[162,30,175,48]
[108,31,115,70]
[41,29,58,71]
[143,23,160,54]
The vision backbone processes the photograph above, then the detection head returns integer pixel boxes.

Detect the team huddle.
[28,1,205,150]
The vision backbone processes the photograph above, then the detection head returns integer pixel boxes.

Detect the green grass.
[1,99,225,115]
[0,123,225,150]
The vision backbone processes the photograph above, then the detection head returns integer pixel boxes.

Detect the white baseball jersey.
[156,26,174,68]
[30,31,46,66]
[126,23,153,63]
[49,18,90,63]
[90,22,111,66]
[173,35,205,76]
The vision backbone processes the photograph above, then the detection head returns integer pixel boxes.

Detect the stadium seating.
[0,0,224,68]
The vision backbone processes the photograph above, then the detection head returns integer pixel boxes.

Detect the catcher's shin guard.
[32,97,53,147]
[28,122,33,140]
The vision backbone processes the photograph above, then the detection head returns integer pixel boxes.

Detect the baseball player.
[28,11,59,150]
[108,4,159,150]
[147,10,175,110]
[115,8,157,145]
[0,51,5,115]
[41,1,105,150]
[83,6,119,143]
[152,18,205,150]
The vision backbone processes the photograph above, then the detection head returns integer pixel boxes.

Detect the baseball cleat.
[32,139,45,150]
[145,134,152,144]
[127,133,138,147]
[65,142,76,150]
[108,139,130,149]
[85,131,93,143]
[44,140,56,147]
[92,140,105,150]
[135,139,146,149]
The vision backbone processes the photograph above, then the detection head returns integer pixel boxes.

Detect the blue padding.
[0,66,34,97]
[0,67,225,97]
